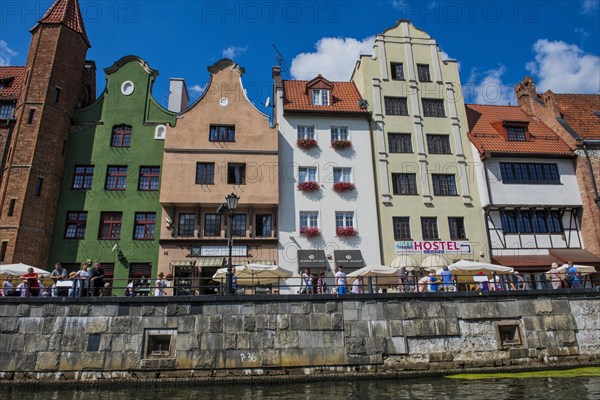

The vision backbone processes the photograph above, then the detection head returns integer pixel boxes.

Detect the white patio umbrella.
[0,263,51,276]
[421,255,448,270]
[212,263,292,285]
[555,264,597,276]
[444,259,514,275]
[390,255,420,271]
[347,265,399,286]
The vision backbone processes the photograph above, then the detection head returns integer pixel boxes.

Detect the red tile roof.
[0,66,26,100]
[554,94,600,140]
[466,104,572,157]
[31,0,90,47]
[283,79,368,114]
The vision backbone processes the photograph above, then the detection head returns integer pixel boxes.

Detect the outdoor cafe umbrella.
[212,263,293,285]
[0,263,51,276]
[444,259,514,275]
[390,255,420,271]
[554,264,597,276]
[347,265,399,286]
[421,255,448,269]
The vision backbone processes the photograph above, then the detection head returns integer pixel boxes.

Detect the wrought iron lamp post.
[225,193,239,295]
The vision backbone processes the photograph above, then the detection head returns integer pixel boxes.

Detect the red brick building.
[515,77,600,259]
[0,0,95,267]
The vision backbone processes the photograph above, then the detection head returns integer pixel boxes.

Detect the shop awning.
[333,250,365,272]
[492,255,557,267]
[297,250,328,271]
[549,249,600,264]
[196,257,225,267]
[170,260,196,267]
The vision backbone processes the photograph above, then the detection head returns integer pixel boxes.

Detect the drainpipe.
[482,154,495,262]
[582,141,600,210]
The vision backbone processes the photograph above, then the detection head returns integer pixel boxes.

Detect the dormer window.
[506,125,527,141]
[312,89,330,106]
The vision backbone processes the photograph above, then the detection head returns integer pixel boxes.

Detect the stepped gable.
[466,104,572,157]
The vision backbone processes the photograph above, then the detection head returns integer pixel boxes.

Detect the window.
[333,167,351,183]
[427,135,451,154]
[105,166,127,190]
[138,167,160,191]
[227,163,246,185]
[209,125,235,142]
[448,217,467,240]
[129,263,152,279]
[99,212,122,240]
[72,165,94,189]
[178,213,195,236]
[500,163,560,184]
[299,211,319,228]
[421,217,439,240]
[0,241,7,262]
[417,64,431,82]
[331,126,348,141]
[196,162,215,185]
[27,109,35,124]
[297,125,315,140]
[393,217,411,240]
[65,211,87,239]
[134,212,156,240]
[392,173,417,195]
[432,174,457,196]
[111,125,132,147]
[390,62,404,80]
[204,214,221,236]
[312,89,330,106]
[298,166,317,182]
[7,199,15,217]
[54,87,61,104]
[336,212,354,228]
[0,102,15,119]
[501,210,563,234]
[422,99,445,117]
[384,97,408,116]
[506,126,527,141]
[388,133,413,153]
[34,178,43,197]
[256,214,272,237]
[231,214,246,236]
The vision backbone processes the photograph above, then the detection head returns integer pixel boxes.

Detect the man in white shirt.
[155,272,166,297]
[351,276,362,294]
[335,266,347,294]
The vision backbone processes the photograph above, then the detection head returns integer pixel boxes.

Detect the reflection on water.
[4,377,600,400]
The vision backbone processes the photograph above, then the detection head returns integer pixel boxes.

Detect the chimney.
[168,78,189,113]
[272,66,283,90]
[514,76,537,115]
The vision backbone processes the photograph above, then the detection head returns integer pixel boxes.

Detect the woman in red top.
[20,267,40,297]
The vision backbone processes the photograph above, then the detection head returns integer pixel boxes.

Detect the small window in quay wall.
[144,329,177,358]
[495,322,523,349]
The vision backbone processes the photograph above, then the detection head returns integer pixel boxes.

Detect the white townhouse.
[467,104,592,287]
[273,69,382,289]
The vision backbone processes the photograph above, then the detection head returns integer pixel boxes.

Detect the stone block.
[261,349,282,367]
[241,303,256,315]
[369,320,389,337]
[59,352,82,371]
[344,308,360,321]
[555,330,577,346]
[312,303,326,313]
[523,316,544,332]
[109,318,131,334]
[289,314,310,330]
[458,302,500,319]
[0,317,19,333]
[349,320,369,337]
[508,348,529,359]
[385,337,407,355]
[346,337,366,354]
[298,331,323,348]
[361,301,385,320]
[84,318,108,334]
[19,317,44,334]
[280,348,345,367]
[243,315,256,331]
[35,352,59,371]
[178,316,196,333]
[346,354,371,365]
[389,320,404,336]
[554,314,577,331]
[223,315,243,332]
[266,303,279,315]
[16,304,30,317]
[542,315,556,331]
[42,317,63,335]
[496,301,523,318]
[332,313,343,330]
[177,333,200,351]
[365,337,385,354]
[383,302,404,319]
[326,302,338,313]
[278,331,299,348]
[533,300,553,315]
[429,351,453,362]
[23,333,49,352]
[236,332,251,349]
[323,331,344,348]
[200,333,223,350]
[91,305,119,317]
[206,315,222,333]
[550,300,571,315]
[310,313,331,330]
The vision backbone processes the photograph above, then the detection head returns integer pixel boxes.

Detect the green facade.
[49,56,176,283]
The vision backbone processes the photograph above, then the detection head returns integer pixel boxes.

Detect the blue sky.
[1,0,598,112]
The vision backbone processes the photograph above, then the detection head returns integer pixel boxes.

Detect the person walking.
[547,262,563,289]
[335,266,347,294]
[90,263,105,296]
[566,261,582,289]
[440,266,454,292]
[300,268,312,294]
[351,276,362,294]
[76,263,91,297]
[154,272,166,297]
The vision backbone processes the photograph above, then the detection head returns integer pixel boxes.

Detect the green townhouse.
[351,21,488,269]
[49,56,176,286]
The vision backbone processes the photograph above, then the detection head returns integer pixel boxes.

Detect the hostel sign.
[395,241,471,254]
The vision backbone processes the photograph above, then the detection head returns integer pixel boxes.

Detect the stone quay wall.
[0,290,599,384]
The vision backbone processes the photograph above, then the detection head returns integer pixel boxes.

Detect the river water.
[4,377,600,400]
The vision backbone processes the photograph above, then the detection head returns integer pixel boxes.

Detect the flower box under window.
[336,227,357,237]
[331,140,352,150]
[300,227,321,238]
[297,138,318,150]
[297,181,320,192]
[333,182,355,192]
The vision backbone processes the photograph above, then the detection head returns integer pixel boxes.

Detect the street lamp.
[225,192,239,295]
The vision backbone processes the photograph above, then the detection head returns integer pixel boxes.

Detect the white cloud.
[222,46,248,59]
[0,40,18,66]
[465,65,514,105]
[190,84,206,95]
[581,0,599,14]
[290,36,375,81]
[525,39,600,93]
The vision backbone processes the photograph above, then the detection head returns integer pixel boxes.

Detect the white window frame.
[299,211,319,228]
[330,126,349,141]
[333,167,352,183]
[335,211,355,228]
[312,89,330,106]
[298,166,317,183]
[297,125,315,140]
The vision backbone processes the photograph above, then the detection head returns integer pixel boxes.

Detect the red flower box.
[297,138,318,150]
[336,227,357,237]
[331,140,352,150]
[300,227,321,238]
[333,182,356,192]
[297,181,320,192]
